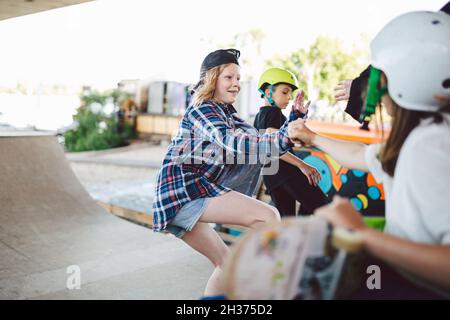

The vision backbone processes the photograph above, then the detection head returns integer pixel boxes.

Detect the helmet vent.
[398,93,403,98]
[442,79,450,89]
[431,20,440,25]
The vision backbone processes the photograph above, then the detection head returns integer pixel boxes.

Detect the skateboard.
[222,216,368,300]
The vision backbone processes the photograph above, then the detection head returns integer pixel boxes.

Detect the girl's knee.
[268,206,281,222]
[249,205,280,227]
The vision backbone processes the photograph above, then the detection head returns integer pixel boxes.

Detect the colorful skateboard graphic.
[223,217,365,300]
[294,148,385,216]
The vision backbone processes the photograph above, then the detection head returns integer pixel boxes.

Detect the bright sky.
[0,0,444,88]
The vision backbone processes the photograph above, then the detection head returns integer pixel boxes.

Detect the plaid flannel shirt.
[152,100,300,232]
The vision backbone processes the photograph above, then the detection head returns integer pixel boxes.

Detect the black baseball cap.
[192,49,240,93]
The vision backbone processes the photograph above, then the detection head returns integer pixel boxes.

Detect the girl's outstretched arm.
[289,119,368,171]
[313,134,368,171]
[188,104,294,162]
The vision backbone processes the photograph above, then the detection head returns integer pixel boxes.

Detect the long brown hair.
[380,102,448,177]
[192,63,233,107]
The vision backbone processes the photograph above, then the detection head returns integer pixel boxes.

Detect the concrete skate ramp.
[0,134,210,299]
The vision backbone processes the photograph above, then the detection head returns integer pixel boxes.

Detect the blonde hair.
[192,63,234,106]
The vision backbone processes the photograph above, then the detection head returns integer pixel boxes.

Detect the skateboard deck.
[223,216,366,300]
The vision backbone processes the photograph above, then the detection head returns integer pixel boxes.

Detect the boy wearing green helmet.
[253,67,329,216]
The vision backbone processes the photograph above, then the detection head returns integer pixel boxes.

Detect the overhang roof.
[0,0,92,21]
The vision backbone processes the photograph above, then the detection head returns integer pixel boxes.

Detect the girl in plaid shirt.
[152,49,306,296]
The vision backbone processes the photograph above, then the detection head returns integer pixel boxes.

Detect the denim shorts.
[164,164,261,238]
[164,197,212,238]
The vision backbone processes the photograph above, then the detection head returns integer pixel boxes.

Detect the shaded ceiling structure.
[0,0,93,21]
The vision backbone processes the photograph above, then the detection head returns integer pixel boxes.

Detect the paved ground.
[68,141,167,214]
[0,134,212,300]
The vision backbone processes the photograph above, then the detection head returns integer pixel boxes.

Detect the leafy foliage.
[267,36,368,103]
[63,89,135,152]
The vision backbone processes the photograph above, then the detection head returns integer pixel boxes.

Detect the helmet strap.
[259,85,278,107]
[268,85,277,106]
[360,66,389,130]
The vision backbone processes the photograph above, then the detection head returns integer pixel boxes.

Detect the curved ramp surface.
[0,135,210,299]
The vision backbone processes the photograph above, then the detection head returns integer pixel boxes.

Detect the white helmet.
[370,11,450,112]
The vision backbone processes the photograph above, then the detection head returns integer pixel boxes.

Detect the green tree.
[267,36,368,104]
[63,89,135,152]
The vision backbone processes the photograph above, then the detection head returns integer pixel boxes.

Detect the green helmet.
[258,68,299,106]
[258,68,299,92]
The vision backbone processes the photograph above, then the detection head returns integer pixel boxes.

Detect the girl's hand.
[287,119,316,146]
[334,80,352,102]
[315,195,367,232]
[293,90,311,115]
[298,162,321,186]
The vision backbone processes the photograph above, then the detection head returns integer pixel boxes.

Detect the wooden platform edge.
[97,201,153,229]
[98,201,249,245]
